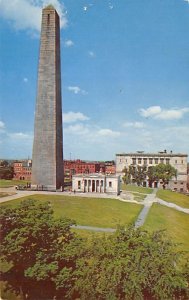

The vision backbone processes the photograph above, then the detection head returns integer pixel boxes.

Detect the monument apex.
[31,6,64,191]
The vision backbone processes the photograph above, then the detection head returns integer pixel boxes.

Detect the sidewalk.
[134,189,157,228]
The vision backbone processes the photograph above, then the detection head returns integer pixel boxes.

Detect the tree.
[151,163,177,189]
[0,160,9,167]
[0,199,83,299]
[1,200,188,300]
[74,227,189,300]
[0,165,14,179]
[122,166,131,184]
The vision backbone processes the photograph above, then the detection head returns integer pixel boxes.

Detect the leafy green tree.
[1,200,188,300]
[122,166,131,184]
[0,165,14,179]
[147,166,158,188]
[0,160,9,167]
[150,163,177,189]
[128,165,147,186]
[0,199,82,299]
[74,227,189,300]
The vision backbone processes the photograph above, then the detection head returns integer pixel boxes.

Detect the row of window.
[120,158,185,165]
[131,158,170,165]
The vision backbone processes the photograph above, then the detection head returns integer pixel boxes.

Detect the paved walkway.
[155,197,189,214]
[72,225,116,232]
[134,189,157,228]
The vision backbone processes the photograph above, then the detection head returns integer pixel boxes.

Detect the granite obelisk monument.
[32,5,64,191]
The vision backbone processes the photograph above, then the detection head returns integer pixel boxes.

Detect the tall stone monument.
[32,5,64,191]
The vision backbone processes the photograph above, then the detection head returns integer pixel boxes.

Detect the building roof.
[116,152,188,157]
[72,173,119,179]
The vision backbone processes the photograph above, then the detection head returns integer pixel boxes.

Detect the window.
[101,180,103,187]
[138,158,142,164]
[154,158,158,164]
[166,159,170,165]
[160,158,164,164]
[143,158,147,165]
[78,181,81,189]
[149,158,153,164]
[181,160,183,164]
[174,182,177,184]
[132,158,136,165]
[181,182,183,185]
[109,181,112,188]
[175,160,177,164]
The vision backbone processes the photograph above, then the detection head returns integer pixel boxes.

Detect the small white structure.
[72,174,120,195]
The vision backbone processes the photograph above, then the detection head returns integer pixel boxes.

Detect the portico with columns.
[72,174,120,195]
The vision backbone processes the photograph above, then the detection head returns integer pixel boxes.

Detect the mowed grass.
[143,203,189,252]
[0,179,30,188]
[122,184,153,194]
[156,189,189,208]
[0,194,143,228]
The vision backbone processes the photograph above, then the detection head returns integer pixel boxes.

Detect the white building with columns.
[72,174,121,195]
[116,150,188,192]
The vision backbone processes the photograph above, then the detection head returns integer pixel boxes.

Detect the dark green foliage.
[1,200,188,300]
[74,227,189,300]
[148,164,177,189]
[122,165,147,186]
[0,165,14,179]
[0,199,81,299]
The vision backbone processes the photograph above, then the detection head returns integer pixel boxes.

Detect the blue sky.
[0,0,189,161]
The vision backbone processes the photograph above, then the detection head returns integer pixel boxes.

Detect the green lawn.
[156,189,189,208]
[122,184,153,194]
[0,179,30,188]
[133,193,146,202]
[0,194,143,228]
[143,203,189,252]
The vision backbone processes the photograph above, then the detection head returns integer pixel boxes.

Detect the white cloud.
[0,0,67,33]
[155,108,189,120]
[63,112,89,123]
[123,121,145,128]
[64,40,74,47]
[67,86,87,95]
[0,121,5,129]
[97,129,120,138]
[139,106,189,120]
[88,51,95,57]
[65,124,90,136]
[139,106,161,118]
[23,77,28,83]
[8,132,32,139]
[184,0,189,4]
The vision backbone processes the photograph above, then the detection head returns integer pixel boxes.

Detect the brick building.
[64,159,116,179]
[13,159,116,182]
[116,151,188,192]
[13,160,32,181]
